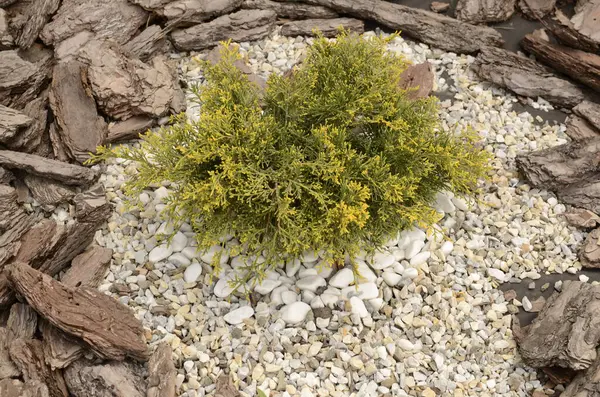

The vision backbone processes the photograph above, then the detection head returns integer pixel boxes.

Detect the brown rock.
[280,18,364,37]
[565,115,600,141]
[455,0,516,23]
[399,62,435,100]
[430,2,450,12]
[107,116,156,143]
[8,263,149,361]
[146,344,176,397]
[564,208,600,228]
[214,374,240,397]
[171,9,277,51]
[503,289,517,301]
[4,92,49,154]
[0,105,32,144]
[64,358,147,397]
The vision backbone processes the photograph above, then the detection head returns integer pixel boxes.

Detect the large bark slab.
[40,321,86,371]
[146,344,176,397]
[548,10,600,54]
[560,348,600,396]
[280,17,364,37]
[73,183,111,223]
[40,0,148,50]
[521,31,600,94]
[6,303,37,343]
[580,227,600,267]
[0,185,38,270]
[106,116,156,143]
[571,0,600,43]
[518,0,556,19]
[78,40,185,120]
[0,49,52,110]
[123,25,168,62]
[515,281,600,370]
[8,338,68,397]
[171,9,277,51]
[14,0,61,49]
[0,104,32,144]
[242,0,337,19]
[574,100,600,130]
[4,92,49,154]
[516,136,600,214]
[0,328,19,380]
[295,0,504,54]
[61,246,112,288]
[455,0,515,23]
[163,0,243,24]
[8,263,149,361]
[64,358,147,397]
[0,150,97,185]
[471,46,586,108]
[49,61,108,164]
[23,175,76,208]
[0,10,14,50]
[565,115,600,141]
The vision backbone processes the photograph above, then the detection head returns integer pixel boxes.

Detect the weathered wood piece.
[515,281,600,370]
[0,10,13,50]
[280,17,364,37]
[147,344,176,397]
[107,116,156,143]
[0,49,51,110]
[8,338,68,397]
[522,31,600,94]
[571,0,600,43]
[516,136,600,214]
[64,358,147,397]
[242,0,338,19]
[0,185,38,270]
[297,0,504,53]
[163,0,243,24]
[0,167,12,185]
[8,263,149,361]
[12,219,65,266]
[565,115,600,140]
[0,150,97,185]
[23,175,76,208]
[581,227,600,267]
[564,208,600,228]
[15,0,61,49]
[455,0,515,23]
[130,0,171,10]
[123,25,168,62]
[61,246,112,288]
[40,0,148,50]
[518,0,556,19]
[78,40,185,120]
[0,105,32,143]
[4,92,49,154]
[171,9,277,51]
[574,100,600,130]
[73,184,111,223]
[548,10,600,54]
[560,348,600,396]
[6,303,37,343]
[0,378,50,397]
[0,328,19,379]
[471,46,586,108]
[399,62,434,100]
[430,1,450,12]
[41,321,85,370]
[49,61,108,164]
[215,374,240,397]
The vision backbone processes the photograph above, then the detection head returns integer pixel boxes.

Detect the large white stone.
[320,293,340,307]
[181,246,198,260]
[382,271,402,286]
[270,286,289,306]
[214,276,235,298]
[434,192,456,213]
[440,241,454,255]
[296,276,326,293]
[169,253,191,267]
[405,240,425,260]
[402,267,419,280]
[300,250,319,263]
[183,262,203,283]
[355,261,377,282]
[342,282,378,300]
[370,251,395,270]
[410,251,431,267]
[286,259,301,277]
[170,232,188,252]
[280,302,311,324]
[350,296,369,318]
[224,306,254,325]
[487,268,506,282]
[281,290,299,304]
[149,244,173,263]
[200,245,229,265]
[329,268,354,288]
[255,279,282,295]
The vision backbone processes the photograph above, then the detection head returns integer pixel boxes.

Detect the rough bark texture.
[40,321,86,370]
[40,0,148,49]
[571,0,600,43]
[581,227,600,267]
[565,115,600,140]
[0,378,50,397]
[61,246,112,288]
[0,10,14,50]
[130,0,171,11]
[49,61,108,163]
[0,328,19,379]
[23,174,76,208]
[516,136,600,214]
[0,167,13,184]
[0,104,32,143]
[171,9,277,51]
[15,0,61,49]
[455,0,515,23]
[281,17,364,37]
[6,303,37,343]
[0,185,39,269]
[214,375,240,397]
[0,150,97,185]
[564,208,600,228]
[522,32,600,94]
[560,348,600,396]
[146,344,176,397]
[107,116,156,143]
[163,0,243,24]
[4,92,49,154]
[78,40,185,120]
[242,0,338,18]
[8,263,149,361]
[549,10,600,54]
[8,338,68,397]
[430,1,450,12]
[471,46,586,108]
[399,62,434,100]
[515,281,600,370]
[299,0,504,53]
[123,25,168,62]
[64,358,147,397]
[518,0,556,19]
[11,219,65,266]
[73,184,111,223]
[574,100,600,130]
[0,49,52,110]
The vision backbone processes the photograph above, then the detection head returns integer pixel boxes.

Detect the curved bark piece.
[8,263,149,361]
[455,0,515,23]
[0,105,32,144]
[548,10,600,54]
[64,358,147,397]
[14,0,60,49]
[146,344,176,397]
[6,303,37,343]
[574,101,600,130]
[565,115,600,141]
[242,0,338,19]
[518,0,555,19]
[0,49,52,110]
[163,0,243,24]
[0,328,19,380]
[280,17,364,37]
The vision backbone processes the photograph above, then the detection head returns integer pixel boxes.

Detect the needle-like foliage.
[91,31,489,287]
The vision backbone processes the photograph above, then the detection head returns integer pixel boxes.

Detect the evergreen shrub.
[93,31,488,287]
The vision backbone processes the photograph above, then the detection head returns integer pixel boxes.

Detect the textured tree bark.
[107,116,156,144]
[399,62,434,100]
[0,10,14,50]
[0,48,52,110]
[162,0,243,24]
[146,344,176,397]
[242,0,338,19]
[123,26,168,62]
[64,358,147,397]
[14,0,61,49]
[574,101,600,130]
[286,0,504,53]
[565,115,600,141]
[560,348,600,396]
[471,46,586,108]
[6,303,37,343]
[0,105,32,144]
[455,0,516,23]
[0,328,19,379]
[23,175,76,208]
[4,92,49,154]
[0,378,50,397]
[8,263,149,361]
[61,246,113,288]
[40,320,86,370]
[518,0,556,19]
[280,18,364,37]
[571,0,600,44]
[548,10,600,54]
[522,31,600,94]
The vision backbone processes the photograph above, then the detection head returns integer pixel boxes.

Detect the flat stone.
[224,306,254,325]
[349,296,369,318]
[296,275,326,293]
[183,262,202,283]
[255,279,282,294]
[149,244,173,263]
[280,301,311,324]
[328,268,354,288]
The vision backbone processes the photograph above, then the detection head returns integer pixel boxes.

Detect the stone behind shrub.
[92,31,489,287]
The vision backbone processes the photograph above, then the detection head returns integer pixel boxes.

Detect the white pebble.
[280,302,311,324]
[224,306,254,325]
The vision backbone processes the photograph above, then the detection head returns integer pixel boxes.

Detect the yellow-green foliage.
[93,31,488,286]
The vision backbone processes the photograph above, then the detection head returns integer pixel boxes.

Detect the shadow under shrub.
[92,31,489,288]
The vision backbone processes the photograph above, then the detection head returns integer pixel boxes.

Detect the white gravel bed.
[91,28,585,397]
